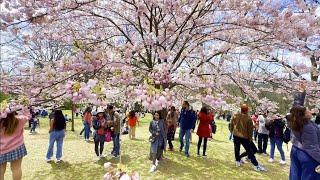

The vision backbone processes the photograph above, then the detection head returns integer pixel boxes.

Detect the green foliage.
[224,84,291,114]
[61,99,73,110]
[0,91,10,103]
[133,101,143,112]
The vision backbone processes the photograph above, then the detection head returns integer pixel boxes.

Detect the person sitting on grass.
[0,108,30,180]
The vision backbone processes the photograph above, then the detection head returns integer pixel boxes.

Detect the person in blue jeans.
[289,106,320,179]
[267,115,286,164]
[106,105,122,157]
[288,86,320,180]
[83,107,93,141]
[46,110,66,163]
[178,101,196,157]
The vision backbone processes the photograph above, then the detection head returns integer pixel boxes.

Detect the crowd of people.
[1,93,320,179]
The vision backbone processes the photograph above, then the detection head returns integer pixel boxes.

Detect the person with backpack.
[230,104,266,171]
[267,114,286,165]
[92,108,107,160]
[46,109,66,163]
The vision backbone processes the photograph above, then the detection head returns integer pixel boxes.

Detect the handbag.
[211,121,217,134]
[105,130,112,142]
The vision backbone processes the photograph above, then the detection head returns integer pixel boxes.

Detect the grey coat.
[149,119,167,154]
[258,115,269,135]
[291,121,320,163]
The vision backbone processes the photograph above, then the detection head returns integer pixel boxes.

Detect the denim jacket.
[291,121,320,164]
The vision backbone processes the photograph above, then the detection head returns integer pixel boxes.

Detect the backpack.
[282,126,291,144]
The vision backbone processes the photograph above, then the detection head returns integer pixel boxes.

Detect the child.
[29,114,38,134]
[149,112,167,173]
[127,111,138,139]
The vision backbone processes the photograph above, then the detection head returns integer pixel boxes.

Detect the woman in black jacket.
[267,115,286,164]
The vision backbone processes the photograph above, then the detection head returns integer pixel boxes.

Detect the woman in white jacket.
[258,113,269,155]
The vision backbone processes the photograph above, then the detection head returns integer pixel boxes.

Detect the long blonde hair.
[0,112,19,135]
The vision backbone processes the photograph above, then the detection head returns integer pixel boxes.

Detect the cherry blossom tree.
[0,0,319,112]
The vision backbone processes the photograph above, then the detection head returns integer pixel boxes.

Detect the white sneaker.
[155,159,159,166]
[100,154,105,158]
[56,159,62,163]
[95,156,101,161]
[45,158,51,162]
[149,165,156,173]
[280,160,286,165]
[235,161,241,167]
[268,158,274,163]
[254,165,266,172]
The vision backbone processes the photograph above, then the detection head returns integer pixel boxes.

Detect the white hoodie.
[258,115,269,135]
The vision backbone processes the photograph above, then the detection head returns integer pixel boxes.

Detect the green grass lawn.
[4,111,290,180]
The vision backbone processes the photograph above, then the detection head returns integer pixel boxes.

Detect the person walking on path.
[0,108,30,180]
[196,106,213,157]
[178,101,197,157]
[149,112,167,173]
[230,104,266,171]
[46,109,66,163]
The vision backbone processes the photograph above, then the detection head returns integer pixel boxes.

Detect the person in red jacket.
[196,106,213,157]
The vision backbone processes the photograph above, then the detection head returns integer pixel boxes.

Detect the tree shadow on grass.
[130,138,145,142]
[211,138,229,144]
[31,163,105,180]
[95,154,132,166]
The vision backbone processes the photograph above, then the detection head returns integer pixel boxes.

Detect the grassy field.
[4,111,290,180]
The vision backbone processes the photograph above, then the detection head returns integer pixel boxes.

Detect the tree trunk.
[310,55,319,82]
[71,103,75,131]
